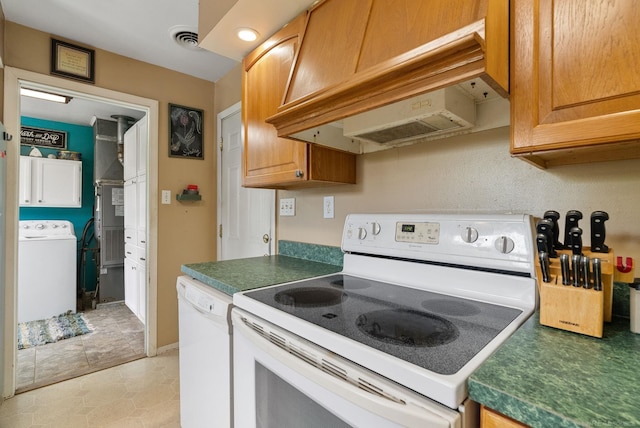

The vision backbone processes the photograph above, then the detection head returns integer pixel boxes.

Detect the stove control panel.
[342,213,536,275]
[395,221,439,244]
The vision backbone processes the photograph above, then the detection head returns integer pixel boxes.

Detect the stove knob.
[495,236,515,254]
[35,223,45,230]
[358,227,367,240]
[461,227,479,243]
[51,224,58,229]
[370,222,381,236]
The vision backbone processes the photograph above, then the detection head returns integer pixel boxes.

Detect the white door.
[217,103,275,260]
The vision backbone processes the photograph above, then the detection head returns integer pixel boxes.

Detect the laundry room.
[16,89,148,393]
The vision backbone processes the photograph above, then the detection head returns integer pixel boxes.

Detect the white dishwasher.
[177,275,233,428]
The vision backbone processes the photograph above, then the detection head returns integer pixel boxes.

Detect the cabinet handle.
[295,170,304,178]
[140,257,146,261]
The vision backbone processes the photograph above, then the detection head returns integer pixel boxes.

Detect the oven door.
[232,308,464,428]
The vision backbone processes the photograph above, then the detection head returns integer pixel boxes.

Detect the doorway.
[217,102,275,260]
[2,66,159,398]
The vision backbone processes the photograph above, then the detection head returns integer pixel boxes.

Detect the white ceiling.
[1,0,315,126]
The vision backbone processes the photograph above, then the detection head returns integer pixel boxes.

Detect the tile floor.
[0,349,180,427]
[17,303,145,393]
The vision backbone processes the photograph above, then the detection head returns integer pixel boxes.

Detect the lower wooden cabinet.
[481,405,529,428]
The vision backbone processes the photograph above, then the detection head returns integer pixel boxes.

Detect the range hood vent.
[343,87,474,145]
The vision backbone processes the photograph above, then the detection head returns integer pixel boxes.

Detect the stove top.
[243,273,522,375]
[233,213,537,408]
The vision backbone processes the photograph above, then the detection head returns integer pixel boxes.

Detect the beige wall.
[5,22,218,347]
[215,64,640,276]
[278,127,640,276]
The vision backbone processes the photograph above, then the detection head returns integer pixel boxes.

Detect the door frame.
[2,66,159,398]
[216,102,276,259]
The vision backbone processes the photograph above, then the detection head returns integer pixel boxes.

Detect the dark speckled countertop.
[469,312,640,428]
[180,241,344,296]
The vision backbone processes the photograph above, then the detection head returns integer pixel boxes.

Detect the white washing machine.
[18,220,77,323]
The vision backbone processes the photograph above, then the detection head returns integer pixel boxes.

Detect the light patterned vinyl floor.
[0,349,180,427]
[16,303,145,393]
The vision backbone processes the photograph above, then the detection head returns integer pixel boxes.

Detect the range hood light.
[237,28,259,42]
[20,88,72,104]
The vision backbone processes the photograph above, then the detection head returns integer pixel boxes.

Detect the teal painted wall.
[19,117,98,293]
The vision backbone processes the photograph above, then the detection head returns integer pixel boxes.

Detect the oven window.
[255,362,351,428]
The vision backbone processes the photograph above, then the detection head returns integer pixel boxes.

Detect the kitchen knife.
[592,258,603,291]
[564,210,583,250]
[536,233,550,257]
[569,227,583,256]
[543,210,563,250]
[581,256,591,289]
[536,219,557,257]
[560,254,571,285]
[571,254,582,287]
[539,252,551,283]
[590,211,609,253]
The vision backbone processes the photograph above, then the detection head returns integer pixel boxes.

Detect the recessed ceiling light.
[237,28,259,42]
[20,88,71,104]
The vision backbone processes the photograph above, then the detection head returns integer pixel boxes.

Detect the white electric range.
[232,213,537,427]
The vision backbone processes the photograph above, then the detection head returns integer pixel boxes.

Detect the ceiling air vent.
[169,25,201,51]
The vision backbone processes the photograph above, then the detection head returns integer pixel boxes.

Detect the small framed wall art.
[169,104,204,159]
[50,38,95,83]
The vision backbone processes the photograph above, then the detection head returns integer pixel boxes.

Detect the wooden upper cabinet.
[242,13,355,189]
[510,0,640,168]
[269,0,508,137]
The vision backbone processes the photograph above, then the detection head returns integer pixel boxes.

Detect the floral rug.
[17,312,93,350]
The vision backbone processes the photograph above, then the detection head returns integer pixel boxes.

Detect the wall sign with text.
[20,126,67,149]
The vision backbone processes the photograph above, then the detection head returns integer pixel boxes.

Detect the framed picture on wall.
[20,126,67,149]
[50,38,95,83]
[169,104,204,159]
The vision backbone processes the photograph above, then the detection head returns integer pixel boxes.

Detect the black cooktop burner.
[356,309,458,347]
[274,287,347,308]
[244,274,522,375]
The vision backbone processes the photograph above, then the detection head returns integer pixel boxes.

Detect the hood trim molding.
[267,18,508,138]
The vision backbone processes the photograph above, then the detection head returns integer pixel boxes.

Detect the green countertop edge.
[469,311,640,428]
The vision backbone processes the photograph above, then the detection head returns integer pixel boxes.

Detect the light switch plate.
[323,196,334,219]
[161,190,171,204]
[280,198,295,216]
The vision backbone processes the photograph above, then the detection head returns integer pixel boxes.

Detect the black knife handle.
[570,227,583,256]
[592,258,603,291]
[571,254,582,287]
[590,211,609,253]
[543,210,563,250]
[536,219,557,257]
[560,254,571,285]
[564,210,583,250]
[536,233,549,256]
[539,252,551,283]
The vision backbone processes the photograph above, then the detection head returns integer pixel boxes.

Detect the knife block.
[536,248,614,338]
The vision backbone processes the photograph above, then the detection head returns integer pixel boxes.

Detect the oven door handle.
[233,310,458,428]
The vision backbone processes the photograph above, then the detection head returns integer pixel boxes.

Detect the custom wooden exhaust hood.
[266,0,509,138]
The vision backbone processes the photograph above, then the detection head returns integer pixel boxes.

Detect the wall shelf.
[176,193,202,201]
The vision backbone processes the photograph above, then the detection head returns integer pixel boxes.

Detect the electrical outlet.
[323,196,334,219]
[280,198,295,216]
[161,190,171,204]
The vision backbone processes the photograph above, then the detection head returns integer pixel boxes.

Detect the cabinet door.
[19,156,32,206]
[136,175,146,242]
[34,158,82,207]
[242,14,307,187]
[124,257,138,315]
[511,0,640,167]
[136,116,147,177]
[123,179,137,231]
[137,261,146,323]
[123,123,137,181]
